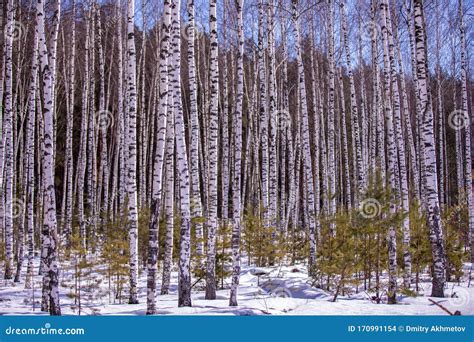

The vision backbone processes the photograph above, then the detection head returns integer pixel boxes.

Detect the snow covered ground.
[0,258,473,316]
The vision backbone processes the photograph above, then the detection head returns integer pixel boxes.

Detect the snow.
[0,258,473,316]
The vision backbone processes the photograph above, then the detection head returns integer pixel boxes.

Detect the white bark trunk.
[3,0,15,280]
[205,0,219,300]
[126,0,139,304]
[230,0,244,307]
[169,0,192,307]
[37,0,61,315]
[413,0,446,297]
[292,0,317,271]
[147,0,171,314]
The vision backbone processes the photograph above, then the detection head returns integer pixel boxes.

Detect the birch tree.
[24,14,39,289]
[3,0,14,280]
[1,0,471,314]
[170,0,192,307]
[459,0,474,264]
[292,0,317,270]
[76,6,91,248]
[229,0,244,307]
[268,0,278,239]
[161,98,175,296]
[258,0,269,231]
[126,0,139,305]
[327,0,337,224]
[147,0,171,315]
[63,0,76,247]
[205,0,219,300]
[37,0,61,315]
[340,0,364,201]
[381,0,412,289]
[187,0,204,261]
[413,0,446,297]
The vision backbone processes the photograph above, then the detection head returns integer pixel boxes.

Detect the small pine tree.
[101,218,130,304]
[66,231,101,315]
[408,200,431,292]
[242,206,279,267]
[272,229,289,266]
[216,221,232,289]
[0,240,5,264]
[317,211,360,300]
[138,207,151,270]
[443,204,469,282]
[355,169,403,302]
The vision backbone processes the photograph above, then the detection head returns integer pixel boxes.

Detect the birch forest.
[0,0,473,316]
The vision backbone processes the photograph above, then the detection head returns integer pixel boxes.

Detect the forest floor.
[0,258,473,316]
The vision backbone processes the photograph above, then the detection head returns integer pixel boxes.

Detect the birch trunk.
[24,20,39,288]
[3,0,14,280]
[116,5,126,215]
[37,0,61,315]
[268,0,278,240]
[170,0,193,307]
[338,69,352,210]
[459,0,474,264]
[383,0,412,289]
[187,0,204,261]
[229,0,244,307]
[161,98,174,296]
[413,0,446,297]
[310,25,321,239]
[205,0,219,300]
[327,0,337,223]
[63,0,76,247]
[435,0,445,207]
[280,13,289,233]
[77,7,91,248]
[292,0,317,271]
[340,0,365,201]
[96,3,109,219]
[395,14,420,201]
[126,0,139,305]
[86,6,97,242]
[258,0,269,231]
[147,0,171,315]
[380,0,399,303]
[221,11,230,235]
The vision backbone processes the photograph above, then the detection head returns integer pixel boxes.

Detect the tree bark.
[205,0,219,300]
[229,0,244,307]
[413,0,446,298]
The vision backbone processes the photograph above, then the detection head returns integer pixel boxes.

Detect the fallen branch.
[428,298,461,316]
